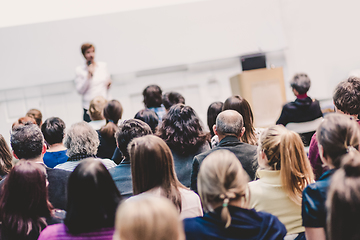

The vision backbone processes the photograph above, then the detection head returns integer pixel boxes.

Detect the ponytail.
[219,192,236,228]
[99,122,118,139]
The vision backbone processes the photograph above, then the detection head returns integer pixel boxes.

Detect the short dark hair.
[116,119,152,160]
[162,92,185,110]
[290,73,311,94]
[134,109,159,134]
[143,85,163,108]
[333,76,360,116]
[207,102,223,137]
[157,104,208,155]
[11,124,44,159]
[65,159,121,234]
[81,43,94,56]
[41,117,66,145]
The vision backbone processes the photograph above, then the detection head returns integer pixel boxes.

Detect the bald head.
[215,110,244,138]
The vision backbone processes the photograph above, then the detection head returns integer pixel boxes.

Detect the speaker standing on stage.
[75,43,112,122]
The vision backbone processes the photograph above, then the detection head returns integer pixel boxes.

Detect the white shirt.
[128,187,203,220]
[75,61,111,109]
[54,158,116,172]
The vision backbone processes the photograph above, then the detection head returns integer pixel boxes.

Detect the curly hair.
[157,104,208,155]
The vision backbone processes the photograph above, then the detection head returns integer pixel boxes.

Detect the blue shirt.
[302,169,336,228]
[43,150,68,168]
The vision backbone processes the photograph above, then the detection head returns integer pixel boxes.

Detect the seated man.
[143,85,166,122]
[41,117,68,168]
[109,119,152,198]
[276,73,323,145]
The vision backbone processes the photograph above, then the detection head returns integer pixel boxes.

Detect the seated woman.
[302,113,360,240]
[41,117,68,168]
[223,95,258,145]
[207,101,223,148]
[134,108,159,134]
[88,96,107,130]
[326,150,360,240]
[156,104,210,187]
[39,158,122,239]
[276,73,323,146]
[249,125,314,239]
[26,108,43,127]
[0,161,64,240]
[0,134,13,180]
[97,100,123,159]
[128,135,203,219]
[183,150,287,240]
[114,196,185,240]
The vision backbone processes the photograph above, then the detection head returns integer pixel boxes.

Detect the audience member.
[109,119,152,198]
[184,150,287,240]
[276,73,323,126]
[302,113,360,240]
[308,76,360,180]
[191,110,258,192]
[88,96,107,130]
[249,125,314,239]
[0,161,64,240]
[128,135,203,219]
[41,117,68,168]
[12,116,36,129]
[134,109,159,133]
[55,122,116,171]
[207,101,223,138]
[5,124,70,210]
[157,104,210,187]
[97,99,123,159]
[75,43,112,122]
[162,91,185,112]
[143,84,166,121]
[114,196,185,240]
[26,108,43,127]
[39,159,121,239]
[0,134,13,180]
[223,95,258,145]
[326,150,360,240]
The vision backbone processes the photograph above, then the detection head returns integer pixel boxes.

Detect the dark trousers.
[83,108,91,123]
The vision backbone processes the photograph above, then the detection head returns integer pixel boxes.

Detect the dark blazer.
[190,135,258,192]
[109,158,133,199]
[0,164,70,210]
[171,142,210,188]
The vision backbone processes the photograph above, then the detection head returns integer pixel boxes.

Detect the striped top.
[54,158,116,172]
[38,223,114,240]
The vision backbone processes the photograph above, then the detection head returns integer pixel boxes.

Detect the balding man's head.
[215,110,244,138]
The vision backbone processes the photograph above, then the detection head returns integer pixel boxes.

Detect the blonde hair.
[89,96,107,121]
[114,196,185,240]
[258,125,314,205]
[198,150,249,228]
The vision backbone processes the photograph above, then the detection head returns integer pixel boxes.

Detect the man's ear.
[41,144,47,155]
[13,151,19,159]
[318,144,328,165]
[239,127,246,138]
[213,125,218,136]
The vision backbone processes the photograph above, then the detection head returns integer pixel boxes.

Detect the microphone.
[87,60,92,66]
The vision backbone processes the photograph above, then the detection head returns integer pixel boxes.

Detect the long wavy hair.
[128,135,184,211]
[0,161,52,238]
[223,96,257,145]
[157,104,208,155]
[258,125,314,205]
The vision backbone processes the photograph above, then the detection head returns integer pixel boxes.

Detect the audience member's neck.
[217,133,241,142]
[48,143,67,152]
[20,156,44,164]
[296,93,308,99]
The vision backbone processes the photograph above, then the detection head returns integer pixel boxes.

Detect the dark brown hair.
[100,100,123,139]
[0,161,52,238]
[162,92,185,110]
[207,102,223,137]
[65,159,121,234]
[143,85,163,108]
[333,76,360,116]
[317,113,360,169]
[223,96,257,145]
[81,43,94,56]
[327,150,360,240]
[0,134,13,179]
[157,104,208,155]
[128,135,184,210]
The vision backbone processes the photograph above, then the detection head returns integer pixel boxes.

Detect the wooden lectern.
[230,67,286,128]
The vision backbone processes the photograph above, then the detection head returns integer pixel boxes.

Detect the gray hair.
[216,110,243,136]
[11,124,44,159]
[64,122,99,157]
[290,73,311,94]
